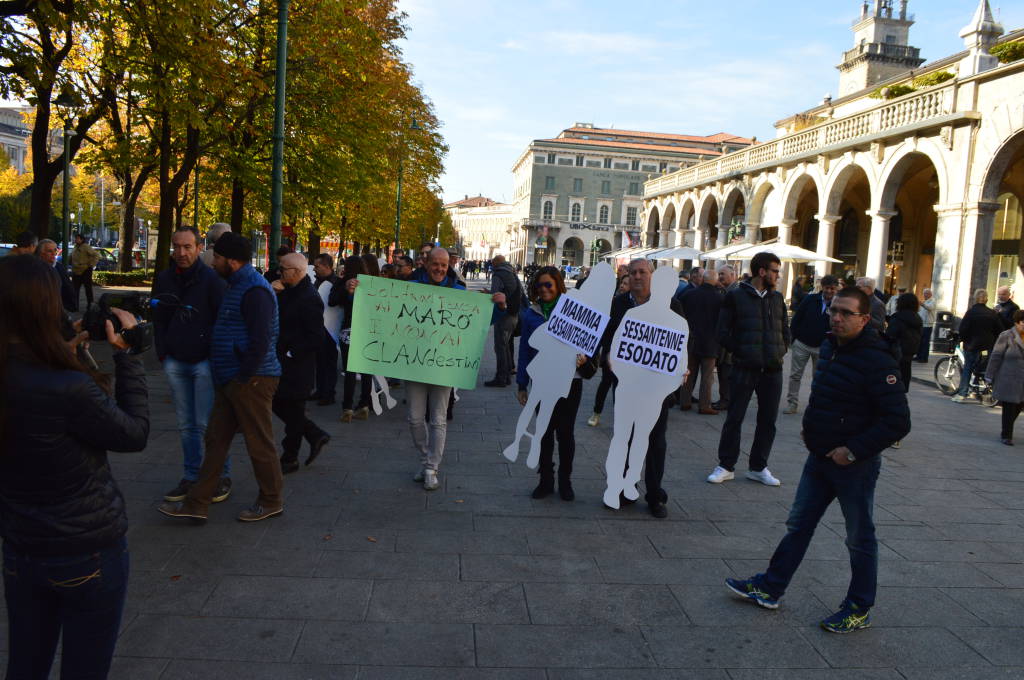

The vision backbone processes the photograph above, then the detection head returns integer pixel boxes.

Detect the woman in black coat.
[0,255,149,679]
[336,255,373,421]
[885,292,923,392]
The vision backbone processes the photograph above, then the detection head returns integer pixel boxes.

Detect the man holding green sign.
[346,248,504,489]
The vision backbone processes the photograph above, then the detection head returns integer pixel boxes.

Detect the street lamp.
[394,118,422,253]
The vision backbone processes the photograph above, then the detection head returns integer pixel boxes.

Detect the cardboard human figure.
[604,266,689,508]
[369,375,397,415]
[503,262,616,468]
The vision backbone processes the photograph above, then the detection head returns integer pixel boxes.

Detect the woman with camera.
[0,254,150,679]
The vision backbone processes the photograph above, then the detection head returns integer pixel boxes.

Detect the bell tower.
[837,1,925,96]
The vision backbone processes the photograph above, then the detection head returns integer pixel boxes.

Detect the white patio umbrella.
[700,241,762,261]
[728,242,842,264]
[647,246,702,261]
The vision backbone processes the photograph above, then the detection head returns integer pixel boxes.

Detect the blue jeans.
[3,537,130,679]
[956,349,980,396]
[756,454,881,608]
[163,357,228,480]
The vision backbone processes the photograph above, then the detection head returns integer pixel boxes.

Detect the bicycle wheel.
[934,356,961,395]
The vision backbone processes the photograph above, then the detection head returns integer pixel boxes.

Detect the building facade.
[444,195,516,261]
[509,124,751,267]
[0,106,31,174]
[642,0,1024,318]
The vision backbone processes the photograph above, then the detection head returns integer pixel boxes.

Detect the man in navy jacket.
[152,226,229,504]
[726,286,910,634]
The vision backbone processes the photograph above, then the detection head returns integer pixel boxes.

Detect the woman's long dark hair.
[341,255,365,284]
[361,253,380,277]
[0,256,107,443]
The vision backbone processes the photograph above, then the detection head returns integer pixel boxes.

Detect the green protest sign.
[345,274,493,389]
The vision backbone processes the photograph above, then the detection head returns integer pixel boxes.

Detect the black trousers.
[593,363,616,414]
[340,342,371,410]
[538,378,583,481]
[315,330,339,399]
[623,399,670,505]
[898,359,912,394]
[72,267,94,307]
[1002,402,1022,440]
[718,367,782,472]
[271,394,326,461]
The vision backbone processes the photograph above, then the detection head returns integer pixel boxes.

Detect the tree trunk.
[230,177,245,232]
[155,112,199,273]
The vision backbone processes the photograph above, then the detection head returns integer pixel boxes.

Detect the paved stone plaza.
[4,313,1024,679]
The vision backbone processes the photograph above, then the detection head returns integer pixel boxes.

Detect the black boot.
[532,472,554,499]
[558,476,575,501]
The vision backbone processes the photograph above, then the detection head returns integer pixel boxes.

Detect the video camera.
[82,292,153,354]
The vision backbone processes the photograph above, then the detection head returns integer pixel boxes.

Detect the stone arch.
[971,89,1024,204]
[980,128,1024,204]
[978,129,1024,303]
[644,205,661,247]
[561,236,584,267]
[696,190,720,249]
[660,201,677,247]
[720,183,747,225]
[781,166,825,221]
[747,174,784,226]
[877,139,950,212]
[679,196,696,230]
[823,155,875,217]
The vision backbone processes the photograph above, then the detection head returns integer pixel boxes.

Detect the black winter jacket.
[885,310,923,362]
[680,283,721,358]
[152,259,226,363]
[959,303,1004,352]
[275,276,325,400]
[1,348,149,556]
[802,328,910,461]
[790,292,831,348]
[716,281,790,371]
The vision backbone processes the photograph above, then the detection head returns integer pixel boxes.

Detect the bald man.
[270,253,330,473]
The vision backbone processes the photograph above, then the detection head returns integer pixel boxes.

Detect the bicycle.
[933,332,997,406]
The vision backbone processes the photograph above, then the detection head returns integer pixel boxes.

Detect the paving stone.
[597,557,735,585]
[641,625,828,668]
[475,624,656,668]
[124,571,219,616]
[649,533,775,560]
[672,584,829,627]
[292,622,475,666]
[897,669,1024,680]
[200,575,372,620]
[882,538,1019,562]
[548,671,728,680]
[949,627,1024,665]
[810,585,984,627]
[157,660,357,679]
[805,626,989,668]
[162,544,325,578]
[355,670,545,680]
[524,583,689,625]
[315,550,459,580]
[366,580,528,623]
[396,530,530,554]
[726,672,903,680]
[105,656,169,680]
[940,586,1024,625]
[527,531,659,557]
[462,554,603,583]
[117,614,302,662]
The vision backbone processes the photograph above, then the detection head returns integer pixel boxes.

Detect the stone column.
[744,221,760,245]
[864,210,897,292]
[716,225,729,248]
[778,218,797,305]
[814,214,841,279]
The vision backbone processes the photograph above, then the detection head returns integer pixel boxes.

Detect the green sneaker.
[820,600,871,633]
[725,577,779,609]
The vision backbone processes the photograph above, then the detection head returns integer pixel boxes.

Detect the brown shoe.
[237,502,283,522]
[698,408,720,415]
[157,501,207,524]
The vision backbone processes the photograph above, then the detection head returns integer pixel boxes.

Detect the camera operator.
[0,254,150,679]
[152,226,231,505]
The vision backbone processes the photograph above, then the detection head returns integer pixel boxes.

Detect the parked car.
[0,243,14,257]
[94,247,119,271]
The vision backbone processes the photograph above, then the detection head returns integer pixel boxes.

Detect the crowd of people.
[2,219,1021,678]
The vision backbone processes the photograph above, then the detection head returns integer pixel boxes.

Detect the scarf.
[540,298,558,319]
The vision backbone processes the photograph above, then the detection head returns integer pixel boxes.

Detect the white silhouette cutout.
[369,375,397,415]
[503,262,616,468]
[604,266,689,508]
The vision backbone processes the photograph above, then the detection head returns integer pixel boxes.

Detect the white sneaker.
[951,394,970,403]
[706,466,735,484]
[413,467,425,483]
[783,404,798,415]
[746,468,781,486]
[423,469,439,490]
[587,413,600,427]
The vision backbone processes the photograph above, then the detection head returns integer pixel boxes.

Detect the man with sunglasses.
[708,252,790,486]
[726,286,910,633]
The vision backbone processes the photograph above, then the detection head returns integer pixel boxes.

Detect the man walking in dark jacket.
[152,226,230,504]
[784,275,839,414]
[159,233,284,523]
[486,255,523,387]
[994,285,1018,330]
[708,252,790,486]
[952,288,1004,403]
[725,286,910,633]
[680,269,721,414]
[271,253,330,473]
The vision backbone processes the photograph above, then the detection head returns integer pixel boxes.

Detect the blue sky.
[397,0,1024,204]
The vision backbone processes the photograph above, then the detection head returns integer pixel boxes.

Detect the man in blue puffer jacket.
[159,233,284,524]
[725,286,910,634]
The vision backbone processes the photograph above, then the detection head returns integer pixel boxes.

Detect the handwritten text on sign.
[543,295,610,356]
[346,275,492,389]
[613,319,687,376]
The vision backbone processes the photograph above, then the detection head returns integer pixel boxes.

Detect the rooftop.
[444,195,504,209]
